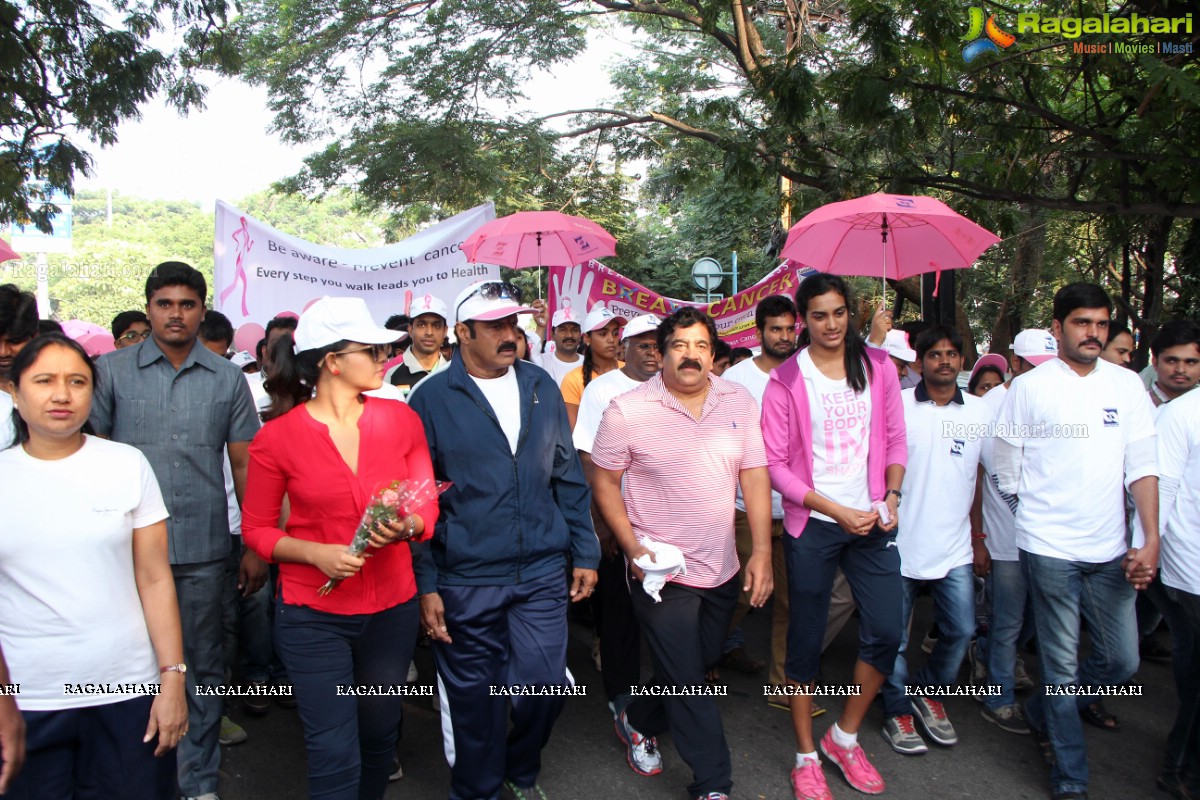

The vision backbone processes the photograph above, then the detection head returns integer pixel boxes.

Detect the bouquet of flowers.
[317,478,452,595]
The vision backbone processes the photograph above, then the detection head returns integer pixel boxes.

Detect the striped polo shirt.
[591,372,768,589]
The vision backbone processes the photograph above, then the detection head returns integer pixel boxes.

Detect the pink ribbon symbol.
[220,217,254,317]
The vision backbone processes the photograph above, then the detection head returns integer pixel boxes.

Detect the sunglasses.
[119,330,151,342]
[333,344,390,362]
[455,281,524,321]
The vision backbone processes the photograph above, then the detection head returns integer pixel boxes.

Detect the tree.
[0,0,242,231]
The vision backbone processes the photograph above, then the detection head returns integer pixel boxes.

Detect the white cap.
[293,296,402,353]
[230,351,256,368]
[881,329,916,363]
[454,280,536,323]
[621,314,662,341]
[551,304,582,329]
[583,304,627,334]
[1013,328,1058,366]
[410,293,449,322]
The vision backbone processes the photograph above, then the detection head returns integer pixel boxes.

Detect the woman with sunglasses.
[242,297,439,800]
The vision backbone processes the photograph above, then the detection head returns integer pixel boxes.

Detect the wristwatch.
[160,663,188,675]
[885,489,903,506]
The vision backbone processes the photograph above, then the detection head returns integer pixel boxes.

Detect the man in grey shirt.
[91,262,260,800]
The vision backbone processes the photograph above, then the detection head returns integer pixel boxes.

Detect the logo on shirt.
[1102,408,1119,427]
[950,439,966,457]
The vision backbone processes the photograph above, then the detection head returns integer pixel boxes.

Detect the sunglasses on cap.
[455,281,524,320]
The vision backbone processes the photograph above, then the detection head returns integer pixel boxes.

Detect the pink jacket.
[762,346,907,537]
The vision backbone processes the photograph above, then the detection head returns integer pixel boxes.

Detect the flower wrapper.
[317,478,451,595]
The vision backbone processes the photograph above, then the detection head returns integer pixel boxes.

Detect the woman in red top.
[242,297,438,800]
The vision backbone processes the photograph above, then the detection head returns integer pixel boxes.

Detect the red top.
[243,397,438,614]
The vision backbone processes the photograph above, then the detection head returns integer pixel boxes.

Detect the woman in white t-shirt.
[0,333,187,799]
[761,274,908,800]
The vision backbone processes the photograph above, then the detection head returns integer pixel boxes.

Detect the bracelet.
[407,516,416,537]
[971,534,987,540]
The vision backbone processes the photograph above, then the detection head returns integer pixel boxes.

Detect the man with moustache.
[538,305,585,387]
[591,307,773,799]
[407,280,599,800]
[90,262,260,800]
[719,295,797,688]
[388,293,450,397]
[994,283,1159,800]
[573,314,663,720]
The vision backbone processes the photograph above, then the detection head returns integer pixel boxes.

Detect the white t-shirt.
[0,389,13,449]
[1156,387,1200,594]
[0,436,168,710]
[573,368,642,453]
[996,358,1157,563]
[471,367,521,454]
[364,382,408,402]
[799,349,872,523]
[978,384,1019,561]
[897,385,989,579]
[539,351,584,387]
[723,357,785,519]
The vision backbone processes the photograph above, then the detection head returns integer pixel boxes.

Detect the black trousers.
[625,575,739,797]
[594,552,642,703]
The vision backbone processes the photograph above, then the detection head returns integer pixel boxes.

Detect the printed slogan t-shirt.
[799,348,872,522]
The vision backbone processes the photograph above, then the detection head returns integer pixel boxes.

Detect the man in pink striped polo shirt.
[591,307,774,800]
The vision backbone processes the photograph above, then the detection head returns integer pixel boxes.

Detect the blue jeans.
[1021,550,1138,796]
[275,598,419,800]
[172,558,226,797]
[977,559,1034,709]
[1164,586,1200,791]
[881,564,976,717]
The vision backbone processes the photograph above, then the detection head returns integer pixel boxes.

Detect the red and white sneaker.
[819,728,885,795]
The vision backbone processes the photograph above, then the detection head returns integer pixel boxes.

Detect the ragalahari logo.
[962,7,1017,62]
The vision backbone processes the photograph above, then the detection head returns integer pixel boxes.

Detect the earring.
[331,368,340,376]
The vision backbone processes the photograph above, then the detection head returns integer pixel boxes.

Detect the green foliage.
[0,0,242,231]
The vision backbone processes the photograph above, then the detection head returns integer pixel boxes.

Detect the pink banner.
[547,260,812,349]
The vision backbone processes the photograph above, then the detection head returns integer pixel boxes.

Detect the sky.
[77,33,631,211]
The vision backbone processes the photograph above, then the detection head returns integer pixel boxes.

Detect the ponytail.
[582,344,594,387]
[794,273,872,394]
[263,336,348,421]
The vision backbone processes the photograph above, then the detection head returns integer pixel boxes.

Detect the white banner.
[214,201,497,326]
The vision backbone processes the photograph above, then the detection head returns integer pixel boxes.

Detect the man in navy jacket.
[409,280,600,800]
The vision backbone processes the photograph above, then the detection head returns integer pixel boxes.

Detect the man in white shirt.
[972,328,1057,736]
[538,306,585,386]
[1154,386,1200,800]
[719,295,796,689]
[994,283,1159,800]
[880,325,990,755]
[573,314,661,718]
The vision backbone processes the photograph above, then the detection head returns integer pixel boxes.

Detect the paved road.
[219,598,1175,800]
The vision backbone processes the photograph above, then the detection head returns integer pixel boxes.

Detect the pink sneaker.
[790,762,833,800]
[819,728,885,795]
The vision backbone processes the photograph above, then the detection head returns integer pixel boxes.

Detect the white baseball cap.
[622,314,662,341]
[293,296,403,353]
[551,305,582,329]
[881,329,917,363]
[583,304,627,334]
[1013,328,1058,366]
[454,280,536,323]
[410,293,449,322]
[230,351,256,368]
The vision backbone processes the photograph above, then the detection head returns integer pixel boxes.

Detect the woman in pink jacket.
[761,273,907,800]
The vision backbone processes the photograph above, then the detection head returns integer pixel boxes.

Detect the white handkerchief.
[633,539,687,602]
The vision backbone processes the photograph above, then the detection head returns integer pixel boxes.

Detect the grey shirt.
[90,336,260,564]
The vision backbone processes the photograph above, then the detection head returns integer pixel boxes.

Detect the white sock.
[831,722,858,749]
[795,751,819,768]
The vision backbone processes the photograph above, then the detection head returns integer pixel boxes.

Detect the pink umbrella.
[0,237,19,263]
[463,211,618,297]
[61,320,109,342]
[78,331,117,358]
[780,193,1000,295]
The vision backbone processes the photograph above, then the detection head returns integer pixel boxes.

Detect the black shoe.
[1140,637,1173,662]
